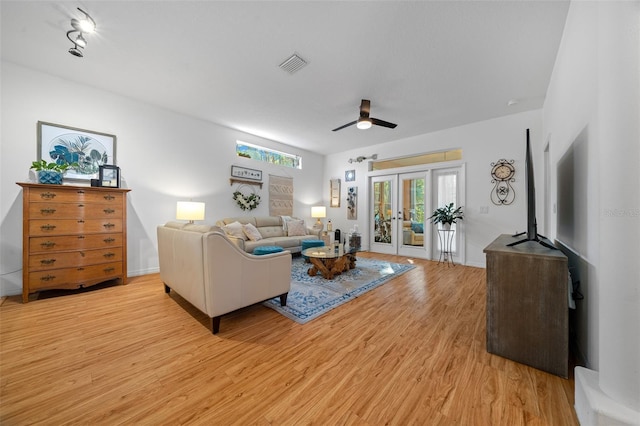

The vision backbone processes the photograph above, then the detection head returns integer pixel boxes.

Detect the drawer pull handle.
[103,252,115,258]
[77,235,85,239]
[103,208,115,214]
[40,274,56,282]
[77,267,85,271]
[40,241,56,248]
[40,192,57,199]
[103,237,115,243]
[40,208,57,214]
[77,220,85,224]
[78,204,85,208]
[103,267,115,273]
[104,195,115,201]
[103,223,115,229]
[40,259,56,265]
[77,190,85,194]
[40,224,56,231]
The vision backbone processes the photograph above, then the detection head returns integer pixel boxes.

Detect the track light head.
[68,46,83,57]
[71,8,96,33]
[75,33,87,48]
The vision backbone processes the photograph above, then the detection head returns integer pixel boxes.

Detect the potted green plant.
[30,160,77,185]
[429,202,464,230]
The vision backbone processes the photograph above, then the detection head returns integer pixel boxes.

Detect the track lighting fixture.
[348,154,378,164]
[66,7,96,57]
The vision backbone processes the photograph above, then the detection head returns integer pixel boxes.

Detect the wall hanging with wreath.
[232,186,261,211]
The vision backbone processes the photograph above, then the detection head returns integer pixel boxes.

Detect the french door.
[370,172,431,258]
[370,166,464,262]
[370,175,398,255]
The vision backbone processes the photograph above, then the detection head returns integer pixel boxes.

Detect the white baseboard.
[575,367,640,425]
[464,260,486,268]
[128,267,159,277]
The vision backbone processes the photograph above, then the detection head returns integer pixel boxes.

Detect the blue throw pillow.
[411,222,424,233]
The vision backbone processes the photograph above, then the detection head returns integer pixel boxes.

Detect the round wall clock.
[490,159,515,205]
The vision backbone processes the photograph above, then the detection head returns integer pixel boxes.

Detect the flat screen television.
[507,129,556,249]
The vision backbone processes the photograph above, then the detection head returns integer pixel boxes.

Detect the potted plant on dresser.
[30,160,77,185]
[429,202,464,230]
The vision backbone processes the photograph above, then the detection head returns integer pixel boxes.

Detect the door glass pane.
[401,177,425,247]
[373,180,392,243]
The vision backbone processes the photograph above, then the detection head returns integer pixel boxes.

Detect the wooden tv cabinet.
[484,234,569,377]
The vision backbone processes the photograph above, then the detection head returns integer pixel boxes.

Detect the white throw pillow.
[243,223,263,241]
[287,220,307,237]
[223,221,247,240]
[281,215,294,232]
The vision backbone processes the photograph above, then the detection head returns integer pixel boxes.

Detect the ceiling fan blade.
[332,120,357,132]
[371,117,397,129]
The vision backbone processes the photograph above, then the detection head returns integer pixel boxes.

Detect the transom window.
[236,141,302,169]
[371,149,462,170]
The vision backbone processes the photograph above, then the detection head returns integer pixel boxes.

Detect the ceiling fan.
[332,99,397,132]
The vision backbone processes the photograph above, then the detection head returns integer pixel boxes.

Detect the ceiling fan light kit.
[356,118,372,130]
[333,99,397,132]
[66,7,96,57]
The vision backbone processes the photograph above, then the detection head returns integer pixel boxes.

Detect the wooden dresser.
[17,182,130,302]
[484,234,569,377]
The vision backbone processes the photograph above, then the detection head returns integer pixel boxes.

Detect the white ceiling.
[0,1,570,156]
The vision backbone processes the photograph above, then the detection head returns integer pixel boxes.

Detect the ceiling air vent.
[279,53,307,74]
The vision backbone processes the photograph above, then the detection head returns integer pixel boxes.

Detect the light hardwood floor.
[0,253,578,425]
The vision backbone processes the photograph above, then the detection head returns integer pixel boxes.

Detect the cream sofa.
[215,216,321,254]
[157,221,291,334]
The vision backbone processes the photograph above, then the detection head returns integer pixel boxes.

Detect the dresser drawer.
[30,233,123,253]
[29,202,123,219]
[28,262,123,291]
[29,219,123,236]
[29,188,124,204]
[29,248,123,271]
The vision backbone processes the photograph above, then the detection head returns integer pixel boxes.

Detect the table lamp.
[176,201,205,224]
[311,206,326,232]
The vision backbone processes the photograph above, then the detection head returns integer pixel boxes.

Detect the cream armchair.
[402,220,424,246]
[157,222,291,334]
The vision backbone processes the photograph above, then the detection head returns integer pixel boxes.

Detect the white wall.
[543,0,600,372]
[0,61,324,297]
[543,1,639,422]
[324,109,544,267]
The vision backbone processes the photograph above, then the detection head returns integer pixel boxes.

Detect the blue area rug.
[263,256,414,324]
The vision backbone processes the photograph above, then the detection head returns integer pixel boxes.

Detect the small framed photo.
[99,165,120,188]
[345,170,356,182]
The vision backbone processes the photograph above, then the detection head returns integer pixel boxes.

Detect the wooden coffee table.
[301,245,357,279]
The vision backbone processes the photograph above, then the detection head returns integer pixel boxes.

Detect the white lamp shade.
[176,201,205,222]
[311,206,326,218]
